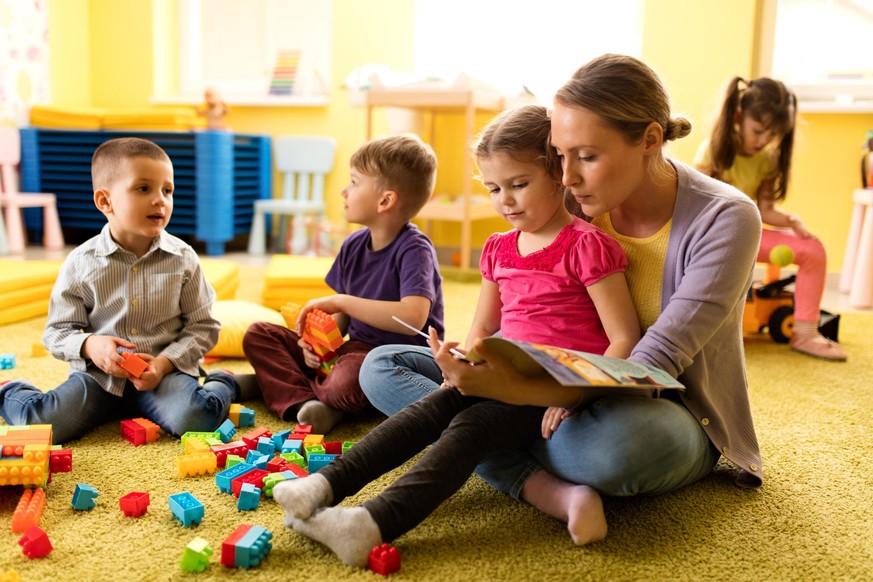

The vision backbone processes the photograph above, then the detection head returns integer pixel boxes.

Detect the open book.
[465,337,684,391]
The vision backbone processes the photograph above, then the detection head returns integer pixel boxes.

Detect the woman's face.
[550,102,649,218]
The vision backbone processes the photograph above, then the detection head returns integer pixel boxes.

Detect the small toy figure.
[196,88,230,130]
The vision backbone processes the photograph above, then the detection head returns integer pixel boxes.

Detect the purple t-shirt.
[325,222,444,346]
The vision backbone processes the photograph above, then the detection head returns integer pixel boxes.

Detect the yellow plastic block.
[280,302,302,328]
[176,451,218,477]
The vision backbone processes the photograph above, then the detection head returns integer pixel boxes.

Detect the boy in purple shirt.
[242,135,444,433]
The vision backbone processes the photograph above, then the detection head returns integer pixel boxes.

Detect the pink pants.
[759,228,827,322]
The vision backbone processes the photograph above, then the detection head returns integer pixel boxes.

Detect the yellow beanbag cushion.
[208,300,285,358]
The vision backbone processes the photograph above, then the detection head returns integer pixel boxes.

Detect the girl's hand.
[297,337,322,369]
[787,214,814,239]
[82,335,137,378]
[542,406,571,440]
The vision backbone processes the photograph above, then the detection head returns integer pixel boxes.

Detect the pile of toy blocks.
[261,255,334,310]
[302,308,345,376]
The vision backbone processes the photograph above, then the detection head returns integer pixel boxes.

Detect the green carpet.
[1,265,871,581]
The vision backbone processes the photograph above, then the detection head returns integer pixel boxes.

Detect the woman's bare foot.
[520,470,607,545]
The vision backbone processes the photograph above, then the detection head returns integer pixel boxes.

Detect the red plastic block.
[119,352,149,378]
[11,488,45,533]
[323,441,344,455]
[119,491,151,517]
[231,469,269,497]
[287,463,309,478]
[368,543,401,575]
[120,417,160,445]
[18,526,52,559]
[221,524,251,567]
[241,427,272,450]
[49,448,73,473]
[211,440,248,468]
[266,457,293,473]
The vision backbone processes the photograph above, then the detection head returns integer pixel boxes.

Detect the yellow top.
[592,214,671,332]
[693,138,777,200]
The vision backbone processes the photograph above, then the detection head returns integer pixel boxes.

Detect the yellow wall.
[45,0,873,271]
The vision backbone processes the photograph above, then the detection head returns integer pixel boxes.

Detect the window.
[413,0,643,103]
[759,0,873,110]
[156,0,331,104]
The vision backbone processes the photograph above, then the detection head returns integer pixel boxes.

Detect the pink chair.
[0,126,64,254]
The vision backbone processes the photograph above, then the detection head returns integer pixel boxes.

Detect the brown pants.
[242,321,373,421]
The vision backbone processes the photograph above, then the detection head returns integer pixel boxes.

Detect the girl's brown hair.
[707,77,797,201]
[473,104,561,181]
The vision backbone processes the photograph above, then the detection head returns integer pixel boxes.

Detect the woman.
[359,54,763,544]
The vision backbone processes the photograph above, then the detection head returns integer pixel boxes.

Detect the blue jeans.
[360,344,720,499]
[0,370,236,444]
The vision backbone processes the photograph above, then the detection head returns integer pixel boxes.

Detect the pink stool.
[839,188,873,308]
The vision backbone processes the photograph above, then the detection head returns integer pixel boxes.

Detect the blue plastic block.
[245,450,269,470]
[256,437,275,456]
[270,430,291,450]
[71,483,99,510]
[237,483,261,511]
[235,525,273,568]
[238,408,255,427]
[169,491,205,527]
[281,438,303,454]
[307,453,338,473]
[215,462,255,494]
[0,353,15,369]
[216,419,236,443]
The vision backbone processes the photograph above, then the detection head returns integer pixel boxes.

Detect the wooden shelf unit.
[361,84,505,269]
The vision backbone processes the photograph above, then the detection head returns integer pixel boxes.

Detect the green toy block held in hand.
[769,244,794,267]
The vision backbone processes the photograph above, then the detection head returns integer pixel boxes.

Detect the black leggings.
[318,387,544,541]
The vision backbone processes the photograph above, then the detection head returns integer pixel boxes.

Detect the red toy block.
[293,423,313,435]
[287,463,309,478]
[11,488,45,533]
[241,427,272,450]
[119,491,150,517]
[368,543,401,575]
[211,440,248,468]
[323,441,344,455]
[49,448,73,473]
[119,351,149,378]
[18,525,52,559]
[266,457,293,473]
[120,417,160,445]
[231,469,269,497]
[221,524,251,567]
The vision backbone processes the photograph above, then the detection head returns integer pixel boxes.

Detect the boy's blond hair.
[349,134,437,219]
[91,137,172,190]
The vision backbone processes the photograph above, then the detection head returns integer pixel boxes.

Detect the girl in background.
[694,77,845,361]
[272,104,640,567]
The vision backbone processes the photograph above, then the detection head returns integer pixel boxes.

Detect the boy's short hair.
[91,137,172,189]
[349,134,437,219]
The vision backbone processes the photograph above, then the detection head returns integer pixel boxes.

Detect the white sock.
[297,399,344,434]
[291,506,382,568]
[273,473,333,524]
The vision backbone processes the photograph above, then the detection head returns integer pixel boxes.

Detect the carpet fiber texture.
[1,263,871,581]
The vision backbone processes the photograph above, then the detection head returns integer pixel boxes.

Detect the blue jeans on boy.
[359,344,720,499]
[0,370,236,444]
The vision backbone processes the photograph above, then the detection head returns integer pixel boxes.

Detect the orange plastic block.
[120,352,149,378]
[176,451,218,477]
[120,417,161,445]
[0,445,51,487]
[304,310,345,349]
[11,488,46,533]
[280,302,302,328]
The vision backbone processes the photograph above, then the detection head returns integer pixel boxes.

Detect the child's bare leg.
[290,506,381,568]
[520,470,607,545]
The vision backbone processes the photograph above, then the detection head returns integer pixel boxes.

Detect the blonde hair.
[91,137,171,189]
[555,54,691,183]
[350,134,438,219]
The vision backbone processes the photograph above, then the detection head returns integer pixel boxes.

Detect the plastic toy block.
[304,444,326,462]
[0,569,21,582]
[270,429,291,450]
[120,417,161,445]
[228,403,256,427]
[49,448,72,473]
[368,543,401,575]
[0,444,51,487]
[280,302,301,328]
[323,441,343,455]
[169,492,205,527]
[11,488,45,533]
[217,419,236,443]
[342,441,357,454]
[119,351,148,378]
[184,438,210,454]
[225,455,244,468]
[307,453,338,473]
[18,525,52,559]
[119,491,150,517]
[231,469,269,498]
[256,437,275,456]
[176,451,218,477]
[293,424,313,435]
[181,431,221,449]
[262,470,297,497]
[241,427,272,450]
[245,450,269,470]
[221,524,273,569]
[287,463,309,478]
[266,457,292,474]
[281,438,303,455]
[211,440,248,468]
[279,450,306,468]
[31,342,48,357]
[72,483,99,510]
[180,537,213,573]
[0,353,16,369]
[228,403,242,426]
[303,433,325,446]
[237,483,261,510]
[304,309,345,348]
[215,462,256,494]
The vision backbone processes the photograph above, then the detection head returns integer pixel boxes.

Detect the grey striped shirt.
[43,225,219,396]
